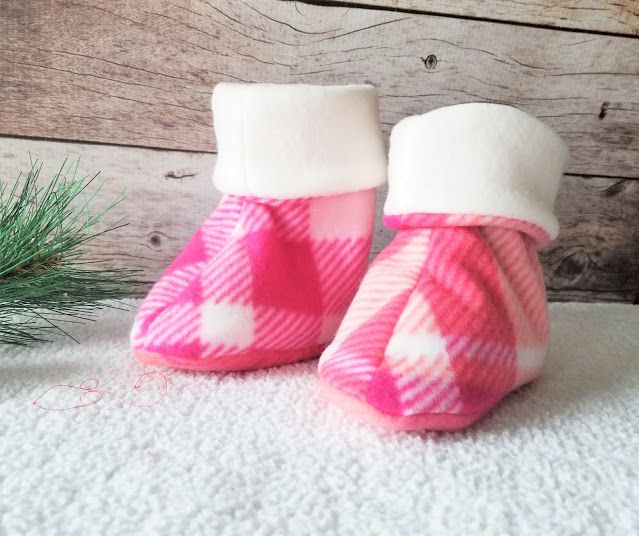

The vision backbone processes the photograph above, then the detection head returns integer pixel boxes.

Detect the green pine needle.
[0,159,142,346]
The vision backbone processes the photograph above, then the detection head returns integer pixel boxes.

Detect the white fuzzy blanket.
[1,302,638,535]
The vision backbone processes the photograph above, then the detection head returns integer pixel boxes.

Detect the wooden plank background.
[1,0,638,303]
[328,0,639,35]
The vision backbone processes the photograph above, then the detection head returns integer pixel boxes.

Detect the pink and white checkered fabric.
[319,213,551,431]
[132,189,375,371]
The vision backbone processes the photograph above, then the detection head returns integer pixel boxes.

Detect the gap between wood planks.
[285,0,639,39]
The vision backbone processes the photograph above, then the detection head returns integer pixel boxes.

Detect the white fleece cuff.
[212,83,387,198]
[384,103,568,239]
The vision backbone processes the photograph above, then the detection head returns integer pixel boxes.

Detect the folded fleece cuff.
[212,83,388,199]
[384,103,569,239]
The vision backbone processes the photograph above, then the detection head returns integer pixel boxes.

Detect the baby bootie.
[132,83,386,371]
[319,103,568,430]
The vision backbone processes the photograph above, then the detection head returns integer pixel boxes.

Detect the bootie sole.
[320,379,485,431]
[134,345,325,372]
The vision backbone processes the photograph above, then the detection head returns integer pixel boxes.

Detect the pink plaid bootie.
[319,103,568,431]
[132,83,386,371]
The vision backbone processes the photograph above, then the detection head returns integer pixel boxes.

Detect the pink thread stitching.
[33,371,169,411]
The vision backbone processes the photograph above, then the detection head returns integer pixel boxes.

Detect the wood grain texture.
[316,0,639,36]
[1,137,637,303]
[540,175,639,303]
[1,0,638,178]
[0,138,218,280]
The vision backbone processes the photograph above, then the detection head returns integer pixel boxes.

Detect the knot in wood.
[422,54,438,70]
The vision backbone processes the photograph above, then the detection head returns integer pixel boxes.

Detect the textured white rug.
[1,302,638,535]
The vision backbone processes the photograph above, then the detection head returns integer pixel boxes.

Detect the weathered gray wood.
[541,175,639,303]
[1,137,637,303]
[1,0,638,178]
[316,0,639,36]
[0,137,218,280]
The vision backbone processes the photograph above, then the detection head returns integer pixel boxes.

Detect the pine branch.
[0,159,142,346]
